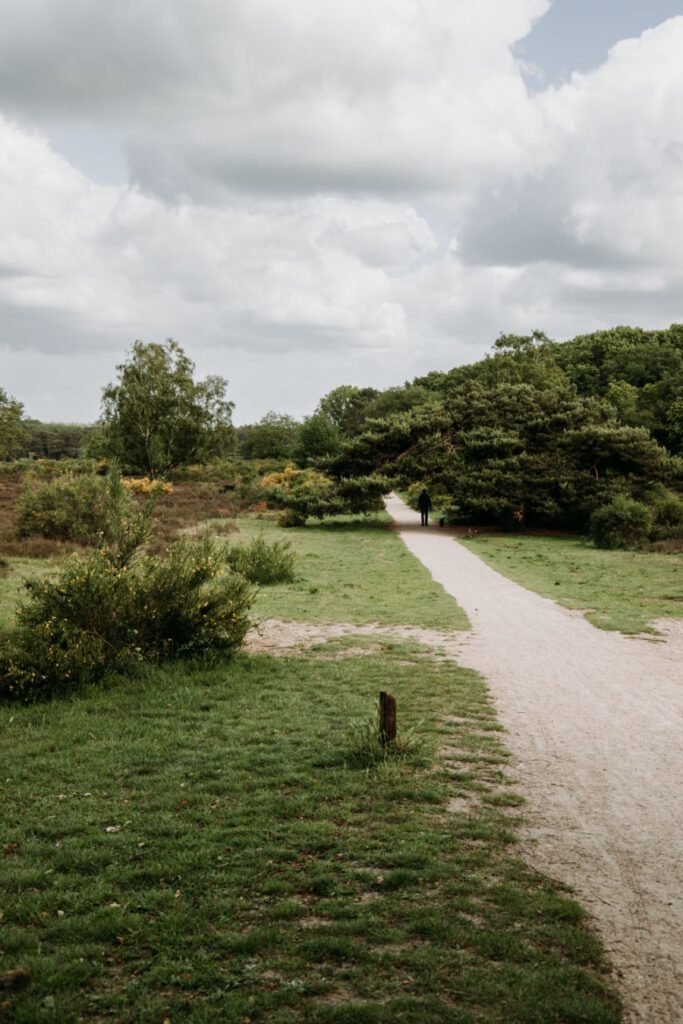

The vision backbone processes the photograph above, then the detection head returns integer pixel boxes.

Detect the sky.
[0,0,682,425]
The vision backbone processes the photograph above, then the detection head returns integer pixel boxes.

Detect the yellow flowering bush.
[16,469,158,548]
[122,477,174,495]
[0,537,253,702]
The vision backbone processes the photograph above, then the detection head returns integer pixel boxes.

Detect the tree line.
[2,325,683,539]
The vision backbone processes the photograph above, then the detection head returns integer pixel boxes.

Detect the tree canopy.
[328,326,683,532]
[97,340,234,476]
[237,412,301,460]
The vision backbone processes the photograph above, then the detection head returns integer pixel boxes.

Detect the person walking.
[417,488,432,526]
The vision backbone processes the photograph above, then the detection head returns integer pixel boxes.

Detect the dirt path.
[386,494,683,1024]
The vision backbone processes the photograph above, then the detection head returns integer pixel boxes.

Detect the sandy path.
[386,494,683,1024]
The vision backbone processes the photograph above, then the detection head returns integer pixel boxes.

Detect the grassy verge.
[1,644,619,1023]
[464,534,683,634]
[224,514,467,629]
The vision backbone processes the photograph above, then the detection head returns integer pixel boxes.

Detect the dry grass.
[145,482,241,552]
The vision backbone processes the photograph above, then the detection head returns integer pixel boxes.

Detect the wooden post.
[379,691,397,745]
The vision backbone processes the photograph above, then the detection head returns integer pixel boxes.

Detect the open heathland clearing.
[226,513,467,629]
[0,503,620,1023]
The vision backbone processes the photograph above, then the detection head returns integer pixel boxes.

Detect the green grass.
[464,534,683,634]
[1,645,619,1023]
[223,514,467,629]
[0,511,621,1020]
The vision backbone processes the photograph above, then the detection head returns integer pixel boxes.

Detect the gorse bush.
[0,536,253,701]
[589,495,653,549]
[122,477,173,496]
[17,471,113,543]
[16,469,156,554]
[224,535,296,585]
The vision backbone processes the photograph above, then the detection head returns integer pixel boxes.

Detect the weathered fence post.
[379,691,397,745]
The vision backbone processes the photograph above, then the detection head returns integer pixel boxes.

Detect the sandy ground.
[384,494,683,1023]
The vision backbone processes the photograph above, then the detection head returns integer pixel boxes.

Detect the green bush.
[647,487,683,540]
[0,537,253,701]
[224,536,296,585]
[17,472,109,542]
[260,466,388,525]
[278,508,307,528]
[589,496,654,549]
[16,470,150,552]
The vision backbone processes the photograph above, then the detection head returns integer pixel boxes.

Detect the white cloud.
[0,3,682,422]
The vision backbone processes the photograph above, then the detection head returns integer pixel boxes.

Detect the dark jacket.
[417,490,432,512]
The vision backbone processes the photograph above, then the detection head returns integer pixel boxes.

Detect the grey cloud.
[0,296,121,354]
[457,172,646,270]
[125,143,439,204]
[0,1,206,120]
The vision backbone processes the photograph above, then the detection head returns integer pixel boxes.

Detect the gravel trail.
[386,494,683,1023]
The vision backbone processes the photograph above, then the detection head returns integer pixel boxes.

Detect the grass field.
[1,645,620,1023]
[464,534,683,635]
[228,514,467,629]
[0,506,622,1022]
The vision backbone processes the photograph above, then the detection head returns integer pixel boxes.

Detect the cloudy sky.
[1,0,682,424]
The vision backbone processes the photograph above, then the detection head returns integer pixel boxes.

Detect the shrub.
[224,536,296,585]
[589,496,653,549]
[261,465,388,525]
[16,470,153,552]
[278,508,307,528]
[17,472,111,542]
[122,477,173,496]
[0,536,253,701]
[647,487,683,540]
[261,466,339,523]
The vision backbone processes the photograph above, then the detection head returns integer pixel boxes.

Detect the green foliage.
[316,384,379,436]
[16,469,152,554]
[648,487,683,539]
[98,339,234,476]
[237,411,301,459]
[15,420,93,459]
[261,465,388,524]
[362,383,437,421]
[278,506,307,527]
[293,411,342,465]
[0,387,27,460]
[0,536,253,701]
[589,496,654,549]
[224,535,297,584]
[332,378,675,531]
[16,470,109,543]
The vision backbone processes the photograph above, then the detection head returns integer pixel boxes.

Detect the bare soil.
[245,617,463,659]
[385,494,683,1024]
